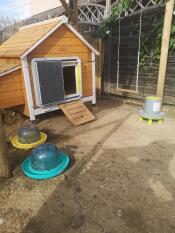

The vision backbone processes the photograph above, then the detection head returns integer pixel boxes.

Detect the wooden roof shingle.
[0,15,99,76]
[0,17,61,58]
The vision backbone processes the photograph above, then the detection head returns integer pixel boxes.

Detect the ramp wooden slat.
[59,100,95,126]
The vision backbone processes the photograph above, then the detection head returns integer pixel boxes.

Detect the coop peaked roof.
[0,16,99,59]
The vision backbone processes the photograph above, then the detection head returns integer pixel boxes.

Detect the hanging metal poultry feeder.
[139,96,165,125]
[22,143,69,179]
[11,124,47,150]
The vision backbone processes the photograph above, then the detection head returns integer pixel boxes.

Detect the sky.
[0,0,30,20]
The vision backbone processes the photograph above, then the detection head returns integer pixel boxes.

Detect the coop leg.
[158,119,163,124]
[0,113,12,177]
[148,119,152,125]
[139,116,143,122]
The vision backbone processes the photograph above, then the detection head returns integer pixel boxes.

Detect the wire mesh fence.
[103,6,175,105]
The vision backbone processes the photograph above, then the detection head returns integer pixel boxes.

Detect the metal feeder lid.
[18,124,41,144]
[29,143,62,171]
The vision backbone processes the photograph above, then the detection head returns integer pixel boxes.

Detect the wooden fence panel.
[103,7,175,105]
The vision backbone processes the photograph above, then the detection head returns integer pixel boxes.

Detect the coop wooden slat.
[71,111,90,119]
[59,100,95,126]
[34,45,89,54]
[28,53,91,61]
[67,107,86,114]
[63,101,84,109]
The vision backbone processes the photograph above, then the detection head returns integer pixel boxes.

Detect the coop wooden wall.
[0,69,25,108]
[0,58,20,64]
[27,25,93,107]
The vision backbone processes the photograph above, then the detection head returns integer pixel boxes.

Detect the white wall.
[29,0,68,16]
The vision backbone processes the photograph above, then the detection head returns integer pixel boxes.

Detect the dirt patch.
[22,141,175,233]
[1,99,175,233]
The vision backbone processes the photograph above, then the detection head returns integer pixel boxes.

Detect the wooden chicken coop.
[0,16,99,120]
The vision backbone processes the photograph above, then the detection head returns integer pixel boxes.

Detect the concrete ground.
[1,98,175,233]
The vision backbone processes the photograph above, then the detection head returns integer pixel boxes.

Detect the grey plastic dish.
[18,125,41,144]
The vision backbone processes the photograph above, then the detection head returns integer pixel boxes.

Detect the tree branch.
[60,0,73,17]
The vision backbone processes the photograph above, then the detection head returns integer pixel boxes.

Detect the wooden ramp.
[59,100,95,126]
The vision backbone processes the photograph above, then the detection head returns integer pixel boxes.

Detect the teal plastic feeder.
[139,96,165,124]
[22,143,69,179]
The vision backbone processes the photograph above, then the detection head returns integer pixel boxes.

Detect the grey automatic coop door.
[36,61,65,105]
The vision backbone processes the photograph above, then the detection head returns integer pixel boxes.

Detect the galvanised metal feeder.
[11,124,47,150]
[139,96,165,125]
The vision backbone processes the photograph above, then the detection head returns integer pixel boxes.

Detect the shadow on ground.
[1,99,175,233]
[22,140,175,233]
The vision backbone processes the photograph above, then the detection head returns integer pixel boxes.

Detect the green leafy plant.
[154,19,175,60]
[111,0,132,18]
[140,32,150,72]
[99,0,132,38]
[98,17,112,38]
[140,18,175,72]
[99,0,175,72]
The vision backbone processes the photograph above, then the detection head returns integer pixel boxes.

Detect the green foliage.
[99,0,132,38]
[99,0,175,73]
[111,0,132,18]
[152,19,164,61]
[140,18,175,72]
[140,32,149,72]
[98,17,112,38]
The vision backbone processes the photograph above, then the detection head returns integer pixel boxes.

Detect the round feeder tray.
[11,132,47,150]
[139,110,165,125]
[22,151,69,180]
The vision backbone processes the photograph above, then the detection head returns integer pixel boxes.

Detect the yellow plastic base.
[139,117,164,125]
[139,116,143,122]
[11,132,47,150]
[158,119,163,124]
